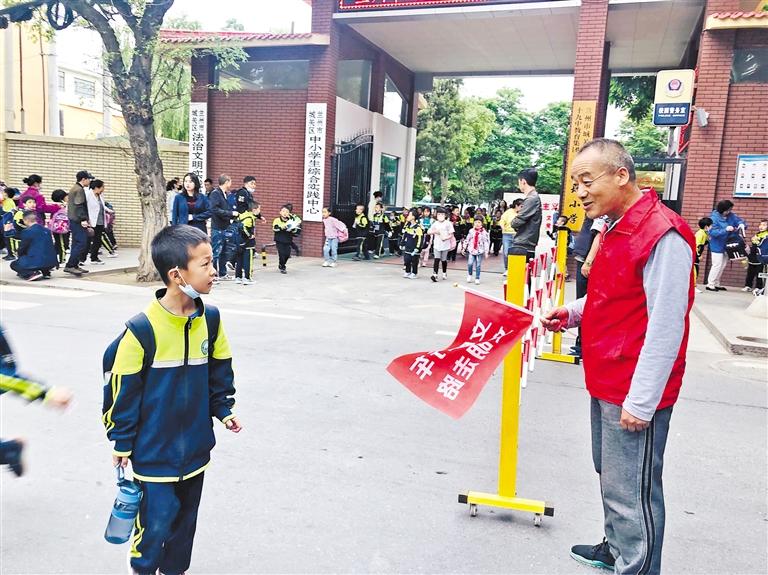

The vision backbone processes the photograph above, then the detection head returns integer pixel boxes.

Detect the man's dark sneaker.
[26,271,44,282]
[431,274,438,283]
[716,286,727,291]
[90,258,105,265]
[63,267,83,276]
[280,269,287,275]
[570,538,615,571]
[77,266,90,273]
[4,439,25,477]
[705,286,719,292]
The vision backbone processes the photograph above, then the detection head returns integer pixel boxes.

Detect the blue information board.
[653,103,690,126]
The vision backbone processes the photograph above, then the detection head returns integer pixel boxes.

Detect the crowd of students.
[1,171,118,281]
[693,199,768,295]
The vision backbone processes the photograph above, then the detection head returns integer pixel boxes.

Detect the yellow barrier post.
[458,254,554,526]
[539,229,579,365]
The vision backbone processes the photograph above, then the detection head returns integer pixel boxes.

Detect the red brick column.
[305,0,340,257]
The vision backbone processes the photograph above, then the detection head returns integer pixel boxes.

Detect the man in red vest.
[543,138,695,574]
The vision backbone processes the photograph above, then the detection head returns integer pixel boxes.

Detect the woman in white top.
[427,207,456,282]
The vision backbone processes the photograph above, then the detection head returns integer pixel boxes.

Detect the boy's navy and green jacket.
[102,290,236,483]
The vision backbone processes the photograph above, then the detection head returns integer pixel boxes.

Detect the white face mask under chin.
[172,267,201,300]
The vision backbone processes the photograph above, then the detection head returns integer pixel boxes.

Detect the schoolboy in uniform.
[103,225,242,575]
[352,203,370,261]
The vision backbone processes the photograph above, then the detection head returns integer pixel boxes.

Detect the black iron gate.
[331,134,374,252]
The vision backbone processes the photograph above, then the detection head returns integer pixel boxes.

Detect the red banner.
[387,290,533,419]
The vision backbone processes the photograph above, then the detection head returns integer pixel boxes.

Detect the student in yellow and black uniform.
[387,209,404,256]
[1,324,72,476]
[273,205,301,274]
[103,225,241,575]
[352,203,370,261]
[369,202,387,259]
[6,197,36,259]
[236,203,264,285]
[399,208,424,279]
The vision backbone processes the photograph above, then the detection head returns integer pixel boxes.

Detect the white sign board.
[188,102,208,181]
[734,154,768,199]
[303,103,327,222]
[537,194,561,256]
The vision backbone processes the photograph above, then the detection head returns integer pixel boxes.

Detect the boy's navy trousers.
[130,473,204,575]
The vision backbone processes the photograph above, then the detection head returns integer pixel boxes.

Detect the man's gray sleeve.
[623,230,693,421]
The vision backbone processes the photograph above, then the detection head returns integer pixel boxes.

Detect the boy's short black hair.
[51,189,67,203]
[355,203,365,209]
[204,178,213,185]
[22,196,36,206]
[373,191,382,198]
[4,187,18,198]
[511,198,524,209]
[715,199,734,214]
[243,175,256,184]
[151,225,210,285]
[518,168,538,187]
[698,217,713,229]
[21,209,37,221]
[375,202,384,208]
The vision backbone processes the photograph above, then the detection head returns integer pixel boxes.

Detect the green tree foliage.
[223,17,245,31]
[415,79,493,201]
[609,76,656,122]
[616,116,668,158]
[531,101,571,195]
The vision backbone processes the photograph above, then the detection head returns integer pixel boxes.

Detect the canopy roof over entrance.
[334,0,706,75]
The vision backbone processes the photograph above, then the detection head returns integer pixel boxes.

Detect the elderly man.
[542,139,695,574]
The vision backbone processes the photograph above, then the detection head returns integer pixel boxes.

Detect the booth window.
[74,78,96,99]
[337,60,372,108]
[383,75,408,126]
[731,48,768,84]
[220,60,309,91]
[380,154,399,205]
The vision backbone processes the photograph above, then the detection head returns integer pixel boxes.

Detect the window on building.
[74,77,96,98]
[337,60,372,108]
[380,154,399,205]
[58,70,65,92]
[731,48,768,84]
[383,75,408,126]
[219,60,310,91]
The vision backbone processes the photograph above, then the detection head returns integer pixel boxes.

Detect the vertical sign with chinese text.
[188,102,208,181]
[303,103,327,222]
[537,194,561,255]
[561,100,596,232]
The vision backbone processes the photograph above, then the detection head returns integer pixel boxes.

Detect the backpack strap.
[125,313,155,374]
[204,305,221,355]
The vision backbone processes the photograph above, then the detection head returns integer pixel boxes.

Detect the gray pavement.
[692,288,768,357]
[1,256,766,574]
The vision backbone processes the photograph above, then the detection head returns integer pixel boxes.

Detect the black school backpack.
[103,306,221,379]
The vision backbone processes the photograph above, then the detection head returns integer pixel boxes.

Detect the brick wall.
[682,3,768,286]
[0,132,188,247]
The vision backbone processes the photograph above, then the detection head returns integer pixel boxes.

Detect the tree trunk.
[124,119,166,282]
[440,173,449,204]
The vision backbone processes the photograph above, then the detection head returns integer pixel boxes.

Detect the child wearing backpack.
[235,202,264,284]
[322,206,347,267]
[464,218,490,285]
[2,188,21,260]
[102,225,241,575]
[272,205,301,274]
[49,189,70,266]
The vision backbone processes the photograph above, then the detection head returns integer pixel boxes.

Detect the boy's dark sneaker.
[280,269,287,274]
[3,439,25,477]
[90,258,105,265]
[570,538,615,570]
[705,287,719,292]
[63,267,83,276]
[26,271,44,282]
[77,266,90,273]
[431,274,438,282]
[716,286,727,291]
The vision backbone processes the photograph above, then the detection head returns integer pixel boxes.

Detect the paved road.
[1,258,766,574]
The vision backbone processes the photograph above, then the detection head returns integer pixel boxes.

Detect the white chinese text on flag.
[387,290,533,419]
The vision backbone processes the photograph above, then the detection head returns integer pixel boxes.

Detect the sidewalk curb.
[1,264,138,292]
[692,302,768,357]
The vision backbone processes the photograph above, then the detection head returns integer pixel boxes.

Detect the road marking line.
[218,307,304,320]
[1,285,99,298]
[0,300,41,310]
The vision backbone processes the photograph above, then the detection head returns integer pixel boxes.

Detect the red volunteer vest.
[581,191,696,410]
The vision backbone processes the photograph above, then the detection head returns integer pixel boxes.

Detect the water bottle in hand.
[104,465,142,544]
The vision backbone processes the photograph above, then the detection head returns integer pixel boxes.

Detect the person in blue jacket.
[171,172,210,234]
[706,200,746,291]
[9,210,58,281]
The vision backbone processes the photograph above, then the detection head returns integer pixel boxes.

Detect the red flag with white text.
[386,290,534,419]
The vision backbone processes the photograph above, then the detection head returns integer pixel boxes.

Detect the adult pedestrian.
[19,174,58,225]
[232,176,256,214]
[499,197,524,273]
[63,170,93,277]
[507,168,542,263]
[203,178,214,195]
[706,199,746,292]
[171,172,211,234]
[84,179,108,265]
[208,174,237,280]
[542,139,695,574]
